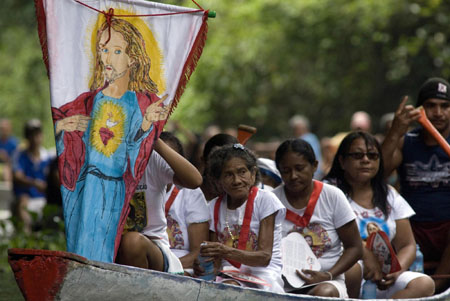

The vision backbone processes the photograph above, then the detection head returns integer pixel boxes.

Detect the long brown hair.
[90,18,158,94]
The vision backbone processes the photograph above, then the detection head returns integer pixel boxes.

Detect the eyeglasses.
[346,152,380,160]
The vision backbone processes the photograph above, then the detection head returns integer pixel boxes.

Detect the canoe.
[8,248,450,301]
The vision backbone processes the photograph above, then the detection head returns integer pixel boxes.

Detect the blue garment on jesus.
[56,91,152,262]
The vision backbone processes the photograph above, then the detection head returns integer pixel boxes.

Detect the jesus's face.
[99,29,133,83]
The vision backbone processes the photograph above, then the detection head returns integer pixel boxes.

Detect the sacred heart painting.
[35,0,209,262]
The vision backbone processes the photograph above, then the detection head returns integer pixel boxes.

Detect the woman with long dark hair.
[324,131,434,298]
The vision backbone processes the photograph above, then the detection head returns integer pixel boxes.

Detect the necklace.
[225,208,239,248]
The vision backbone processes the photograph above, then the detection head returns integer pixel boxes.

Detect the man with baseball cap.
[382,77,450,293]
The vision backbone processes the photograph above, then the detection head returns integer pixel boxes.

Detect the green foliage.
[3,0,450,143]
[0,205,66,272]
[0,0,54,148]
[172,0,450,139]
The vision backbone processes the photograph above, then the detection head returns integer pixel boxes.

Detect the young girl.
[116,137,202,274]
[160,132,210,276]
[324,131,435,298]
[198,143,285,293]
[273,138,362,298]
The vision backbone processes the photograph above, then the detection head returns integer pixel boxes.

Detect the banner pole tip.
[208,10,216,18]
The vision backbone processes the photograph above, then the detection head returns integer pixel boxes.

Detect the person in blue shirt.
[0,118,18,162]
[0,118,18,184]
[13,119,51,233]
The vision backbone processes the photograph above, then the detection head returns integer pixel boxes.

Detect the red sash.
[214,186,258,268]
[165,186,180,217]
[285,180,323,227]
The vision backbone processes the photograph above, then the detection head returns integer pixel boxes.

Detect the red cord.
[191,0,204,10]
[73,0,207,45]
[104,8,114,44]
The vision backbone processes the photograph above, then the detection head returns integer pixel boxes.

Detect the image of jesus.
[52,17,168,262]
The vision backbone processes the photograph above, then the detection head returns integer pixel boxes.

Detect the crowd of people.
[1,76,449,298]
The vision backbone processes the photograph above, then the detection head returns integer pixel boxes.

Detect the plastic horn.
[237,124,257,145]
[417,106,450,158]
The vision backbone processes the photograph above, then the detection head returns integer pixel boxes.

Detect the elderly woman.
[196,144,285,293]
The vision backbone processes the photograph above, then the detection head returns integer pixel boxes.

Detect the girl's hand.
[296,269,332,285]
[377,271,401,290]
[363,250,384,282]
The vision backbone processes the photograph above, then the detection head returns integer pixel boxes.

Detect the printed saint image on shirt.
[356,216,390,240]
[218,225,258,251]
[124,191,147,233]
[289,222,331,258]
[167,215,185,249]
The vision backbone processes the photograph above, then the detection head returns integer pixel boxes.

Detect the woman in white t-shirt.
[273,138,363,298]
[324,131,435,298]
[165,186,210,275]
[197,143,286,293]
[161,131,210,276]
[116,138,203,274]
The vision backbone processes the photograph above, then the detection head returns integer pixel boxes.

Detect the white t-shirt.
[273,182,356,271]
[132,152,174,245]
[165,185,210,258]
[349,187,423,299]
[348,186,415,242]
[209,188,286,293]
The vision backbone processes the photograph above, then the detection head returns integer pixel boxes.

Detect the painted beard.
[103,65,128,83]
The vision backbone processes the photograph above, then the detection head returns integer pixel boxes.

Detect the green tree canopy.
[173,0,450,141]
[2,0,450,145]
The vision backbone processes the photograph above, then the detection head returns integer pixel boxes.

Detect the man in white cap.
[382,77,450,293]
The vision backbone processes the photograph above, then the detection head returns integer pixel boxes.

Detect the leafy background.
[2,0,450,146]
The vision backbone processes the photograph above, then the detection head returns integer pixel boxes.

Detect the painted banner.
[34,0,209,262]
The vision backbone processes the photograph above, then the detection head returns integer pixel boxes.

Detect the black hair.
[203,134,238,163]
[275,138,316,171]
[324,131,389,218]
[208,144,261,185]
[159,131,184,157]
[24,119,42,139]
